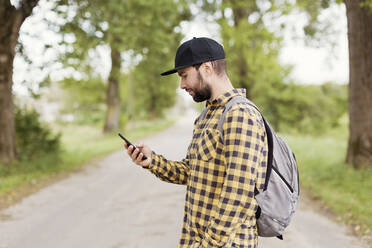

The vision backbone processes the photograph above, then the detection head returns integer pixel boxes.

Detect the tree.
[0,0,40,165]
[53,0,190,132]
[297,0,372,167]
[344,0,372,168]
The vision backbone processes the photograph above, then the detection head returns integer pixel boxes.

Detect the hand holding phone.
[118,133,148,161]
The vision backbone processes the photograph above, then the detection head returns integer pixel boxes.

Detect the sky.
[13,1,349,97]
[279,4,348,85]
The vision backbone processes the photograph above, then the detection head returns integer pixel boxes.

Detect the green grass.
[0,117,177,197]
[283,127,372,236]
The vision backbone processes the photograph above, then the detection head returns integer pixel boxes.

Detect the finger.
[128,146,137,160]
[132,148,140,161]
[127,145,133,155]
[124,143,128,149]
[136,152,144,163]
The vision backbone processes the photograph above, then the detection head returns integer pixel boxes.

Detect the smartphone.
[118,133,147,160]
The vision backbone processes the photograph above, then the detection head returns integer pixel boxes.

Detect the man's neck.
[208,76,234,103]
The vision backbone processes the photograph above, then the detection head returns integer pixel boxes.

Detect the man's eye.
[182,74,187,78]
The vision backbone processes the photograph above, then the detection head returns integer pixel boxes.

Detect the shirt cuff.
[144,150,159,172]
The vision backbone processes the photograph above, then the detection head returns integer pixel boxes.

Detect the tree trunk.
[0,1,38,165]
[103,48,121,133]
[0,34,18,165]
[344,0,372,168]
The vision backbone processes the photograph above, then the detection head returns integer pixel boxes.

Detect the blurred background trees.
[51,0,191,132]
[0,0,371,169]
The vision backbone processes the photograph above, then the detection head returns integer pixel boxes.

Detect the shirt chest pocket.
[196,129,219,162]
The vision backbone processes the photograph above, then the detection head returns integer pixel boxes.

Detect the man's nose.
[180,79,187,90]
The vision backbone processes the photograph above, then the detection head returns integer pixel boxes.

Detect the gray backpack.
[200,96,300,239]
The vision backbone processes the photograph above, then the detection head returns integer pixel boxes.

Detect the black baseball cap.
[161,37,225,76]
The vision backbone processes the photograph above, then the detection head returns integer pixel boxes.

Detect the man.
[124,37,268,248]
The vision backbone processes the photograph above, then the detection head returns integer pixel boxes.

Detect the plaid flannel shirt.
[148,88,268,248]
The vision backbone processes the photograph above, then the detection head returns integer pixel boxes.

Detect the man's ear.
[200,62,213,77]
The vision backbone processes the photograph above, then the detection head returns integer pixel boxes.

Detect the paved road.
[0,110,367,248]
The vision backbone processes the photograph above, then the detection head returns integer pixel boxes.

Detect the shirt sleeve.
[201,107,266,247]
[146,151,190,185]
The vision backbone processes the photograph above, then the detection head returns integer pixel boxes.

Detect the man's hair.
[193,59,227,76]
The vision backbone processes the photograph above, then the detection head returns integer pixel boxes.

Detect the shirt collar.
[206,88,247,107]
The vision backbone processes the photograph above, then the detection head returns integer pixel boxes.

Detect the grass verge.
[0,117,177,209]
[284,130,372,242]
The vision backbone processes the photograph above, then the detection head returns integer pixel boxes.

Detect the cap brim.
[160,68,177,76]
[160,64,191,76]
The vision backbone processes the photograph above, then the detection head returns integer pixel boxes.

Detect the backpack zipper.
[272,217,286,227]
[272,166,294,193]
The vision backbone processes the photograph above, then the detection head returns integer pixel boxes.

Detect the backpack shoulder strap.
[217,96,250,140]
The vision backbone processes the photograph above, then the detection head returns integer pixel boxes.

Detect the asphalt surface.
[0,110,367,248]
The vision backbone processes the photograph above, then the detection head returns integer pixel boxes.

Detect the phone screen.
[118,133,147,160]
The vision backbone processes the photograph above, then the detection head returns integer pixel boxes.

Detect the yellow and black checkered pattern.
[148,89,268,248]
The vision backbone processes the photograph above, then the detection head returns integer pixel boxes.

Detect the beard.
[191,72,211,102]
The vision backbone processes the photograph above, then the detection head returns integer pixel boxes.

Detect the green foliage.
[256,82,348,134]
[51,0,191,122]
[125,1,186,119]
[59,76,106,125]
[15,107,61,161]
[195,0,295,105]
[119,113,130,129]
[361,0,372,11]
[221,20,284,96]
[131,50,179,119]
[215,0,288,100]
